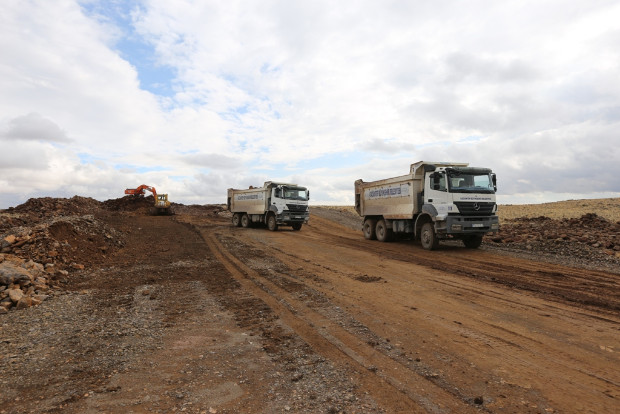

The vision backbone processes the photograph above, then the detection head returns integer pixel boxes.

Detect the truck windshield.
[283,187,308,201]
[447,170,495,194]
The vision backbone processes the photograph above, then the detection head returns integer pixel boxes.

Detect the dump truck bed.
[227,187,269,215]
[355,173,424,219]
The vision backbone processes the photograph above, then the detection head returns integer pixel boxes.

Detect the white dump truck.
[227,182,310,231]
[354,161,499,250]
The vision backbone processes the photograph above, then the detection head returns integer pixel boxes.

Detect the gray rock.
[0,262,33,285]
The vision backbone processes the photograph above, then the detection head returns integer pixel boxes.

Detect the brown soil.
[1,197,619,413]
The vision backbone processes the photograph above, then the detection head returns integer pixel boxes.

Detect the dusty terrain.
[1,196,619,413]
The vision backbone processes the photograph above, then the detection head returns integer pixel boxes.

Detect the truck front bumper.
[277,212,310,224]
[439,215,499,235]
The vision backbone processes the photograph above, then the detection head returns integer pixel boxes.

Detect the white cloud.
[1,113,71,143]
[0,0,619,208]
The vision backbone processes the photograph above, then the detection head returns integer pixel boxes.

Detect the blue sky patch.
[80,1,176,97]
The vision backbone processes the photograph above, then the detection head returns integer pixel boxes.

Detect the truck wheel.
[291,223,302,231]
[363,219,377,240]
[241,214,251,228]
[375,219,393,242]
[267,214,278,231]
[232,213,242,227]
[463,235,483,249]
[420,222,439,250]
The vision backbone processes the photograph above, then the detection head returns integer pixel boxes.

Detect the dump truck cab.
[420,163,499,243]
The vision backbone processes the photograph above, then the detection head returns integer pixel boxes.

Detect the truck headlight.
[451,224,462,231]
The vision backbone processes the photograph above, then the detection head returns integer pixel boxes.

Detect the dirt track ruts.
[178,213,620,413]
[201,224,477,413]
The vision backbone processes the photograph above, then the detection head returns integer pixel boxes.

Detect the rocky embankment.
[486,213,620,271]
[0,196,225,313]
[0,196,148,313]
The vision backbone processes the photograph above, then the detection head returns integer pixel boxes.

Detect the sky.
[1,0,619,209]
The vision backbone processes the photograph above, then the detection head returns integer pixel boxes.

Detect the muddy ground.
[1,196,619,413]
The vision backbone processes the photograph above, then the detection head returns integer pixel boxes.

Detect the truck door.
[271,187,285,213]
[425,171,450,205]
[270,188,277,210]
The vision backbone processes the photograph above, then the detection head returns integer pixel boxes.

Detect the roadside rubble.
[486,213,620,270]
[0,196,133,312]
[0,255,51,313]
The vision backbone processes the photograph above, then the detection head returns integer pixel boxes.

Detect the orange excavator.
[124,184,172,215]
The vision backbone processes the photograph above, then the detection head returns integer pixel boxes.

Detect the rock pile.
[487,213,620,268]
[0,255,52,313]
[1,196,126,312]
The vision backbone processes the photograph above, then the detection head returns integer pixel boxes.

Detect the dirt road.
[1,207,619,413]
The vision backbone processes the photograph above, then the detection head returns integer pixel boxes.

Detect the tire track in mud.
[198,226,481,414]
[230,217,620,412]
[302,215,620,315]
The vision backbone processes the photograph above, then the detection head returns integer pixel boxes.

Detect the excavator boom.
[125,184,157,197]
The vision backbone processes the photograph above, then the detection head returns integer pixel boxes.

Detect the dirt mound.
[311,207,361,231]
[1,196,127,312]
[6,196,101,223]
[101,195,154,213]
[487,213,620,270]
[1,195,222,312]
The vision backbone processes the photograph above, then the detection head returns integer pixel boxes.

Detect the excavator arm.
[124,184,157,198]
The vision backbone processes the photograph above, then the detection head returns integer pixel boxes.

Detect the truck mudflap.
[441,215,499,234]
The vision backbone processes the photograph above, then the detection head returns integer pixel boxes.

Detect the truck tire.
[267,214,278,231]
[241,214,251,228]
[291,223,302,231]
[463,235,483,249]
[232,213,242,227]
[363,219,377,240]
[375,219,393,242]
[420,222,439,250]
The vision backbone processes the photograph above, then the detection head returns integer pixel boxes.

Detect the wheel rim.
[422,229,431,246]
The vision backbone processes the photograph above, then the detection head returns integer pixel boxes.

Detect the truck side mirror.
[492,174,497,192]
[307,191,310,200]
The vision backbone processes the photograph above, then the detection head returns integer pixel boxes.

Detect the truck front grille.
[286,204,307,212]
[454,202,495,216]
